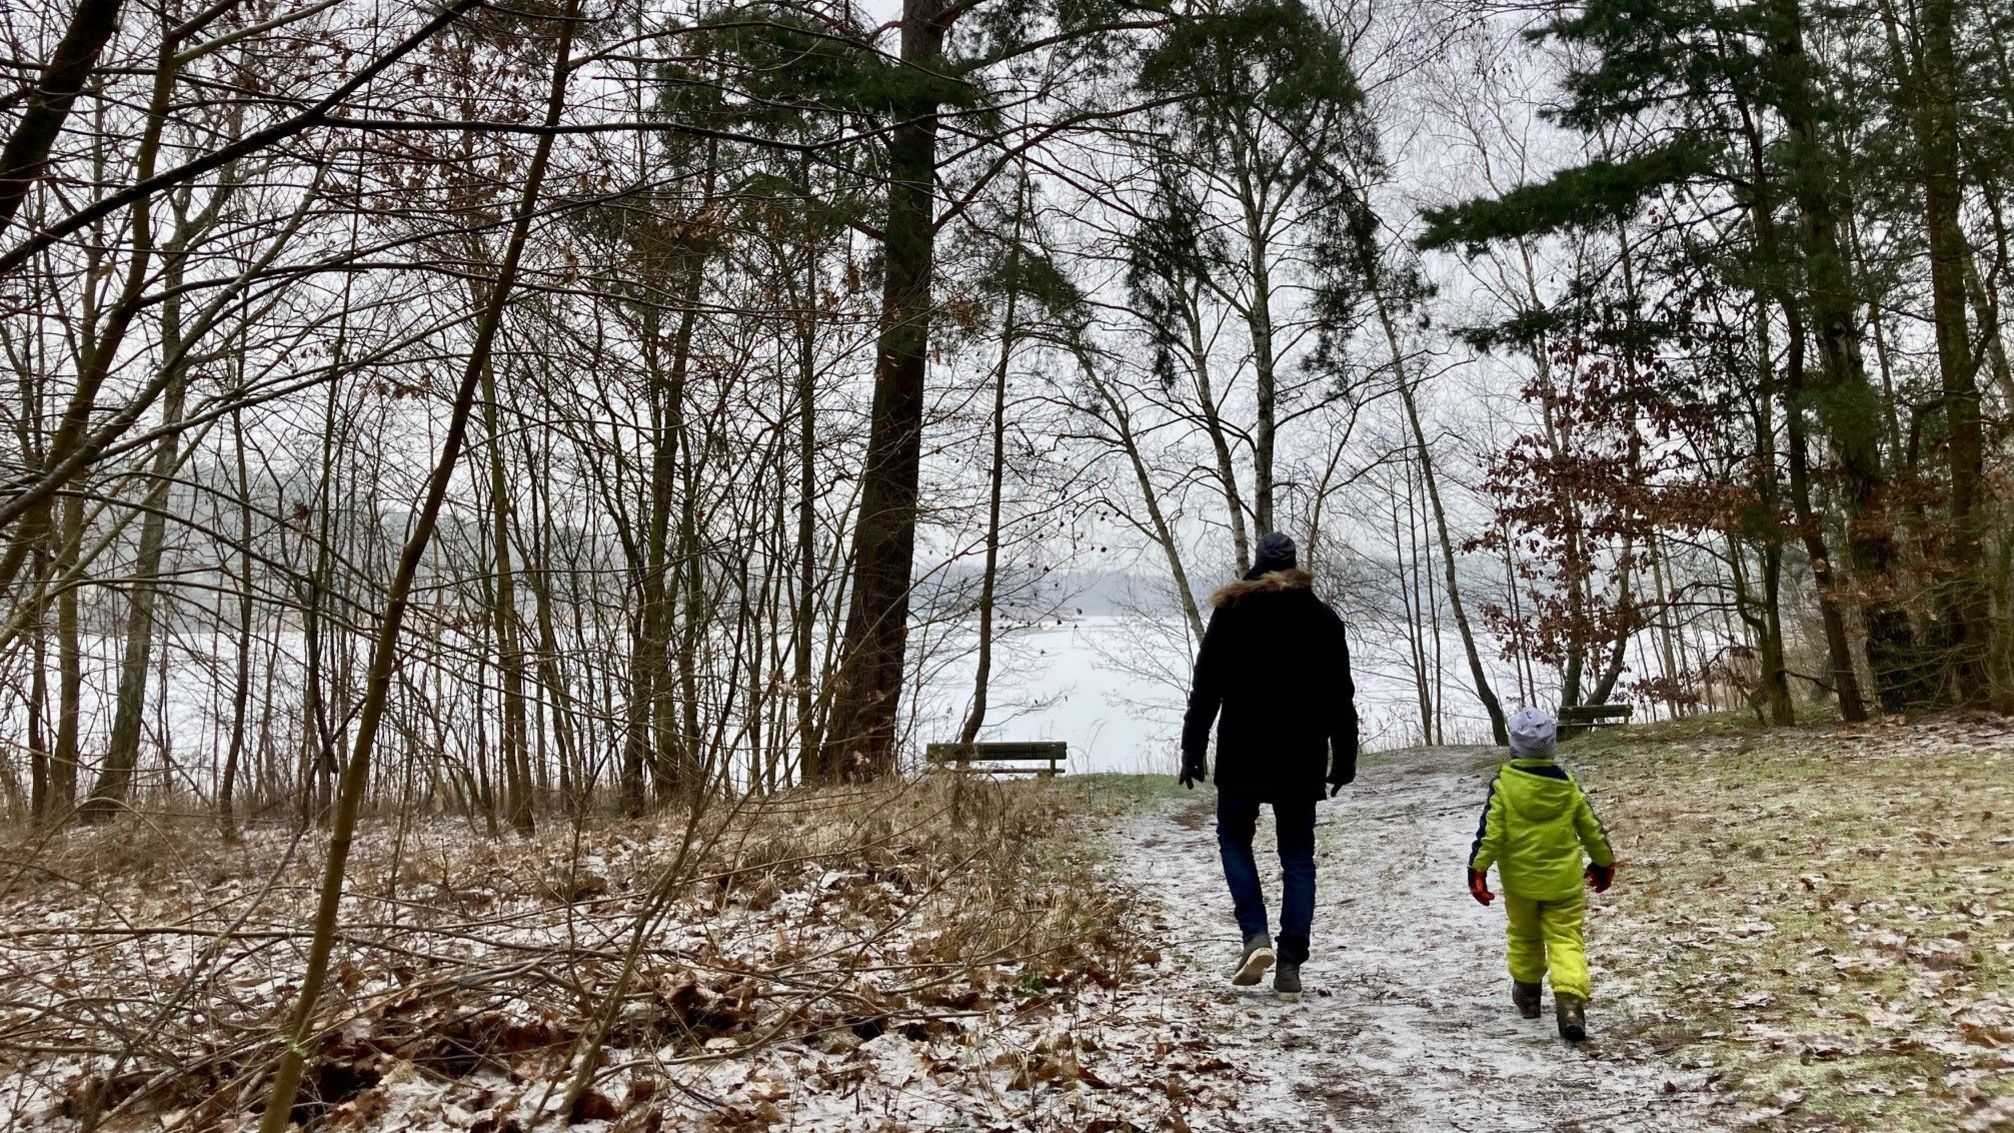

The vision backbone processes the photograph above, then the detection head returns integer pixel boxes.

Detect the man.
[1180,532,1358,997]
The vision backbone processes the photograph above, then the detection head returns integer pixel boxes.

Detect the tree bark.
[1731,67,1864,722]
[1237,148,1279,537]
[0,0,128,238]
[218,403,254,840]
[26,555,50,821]
[820,0,948,781]
[1759,539,1794,723]
[793,213,823,780]
[621,305,666,814]
[1767,0,1918,712]
[1916,0,1990,703]
[1382,283,1508,744]
[1748,284,1796,724]
[1186,307,1253,574]
[959,226,1021,746]
[478,348,535,835]
[517,439,584,815]
[1084,369,1207,641]
[52,494,83,815]
[1783,310,1869,721]
[79,287,192,822]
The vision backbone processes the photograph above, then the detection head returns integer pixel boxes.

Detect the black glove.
[1585,862,1615,893]
[1179,752,1207,790]
[1325,750,1356,797]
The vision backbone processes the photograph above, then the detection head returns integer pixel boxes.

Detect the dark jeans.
[1216,787,1317,964]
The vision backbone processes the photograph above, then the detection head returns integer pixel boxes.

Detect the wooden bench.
[925,741,1067,778]
[1558,703,1632,737]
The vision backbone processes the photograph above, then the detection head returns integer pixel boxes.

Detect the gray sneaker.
[1232,934,1276,986]
[1274,961,1302,998]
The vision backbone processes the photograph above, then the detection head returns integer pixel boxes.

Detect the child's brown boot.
[1512,981,1542,1019]
[1555,992,1587,1042]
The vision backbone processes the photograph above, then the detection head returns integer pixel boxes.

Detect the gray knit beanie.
[1508,707,1558,758]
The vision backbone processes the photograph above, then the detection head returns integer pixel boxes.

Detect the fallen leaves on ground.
[0,777,1214,1131]
[1580,712,2014,1132]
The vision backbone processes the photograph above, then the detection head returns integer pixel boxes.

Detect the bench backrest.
[1558,703,1633,722]
[926,741,1068,764]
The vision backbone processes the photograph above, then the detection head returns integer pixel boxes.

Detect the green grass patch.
[1046,771,1191,814]
[1577,718,2014,1131]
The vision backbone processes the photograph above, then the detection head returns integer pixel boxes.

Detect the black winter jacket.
[1180,568,1359,802]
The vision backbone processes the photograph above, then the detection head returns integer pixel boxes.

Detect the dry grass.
[0,774,1146,1131]
[1571,714,2014,1132]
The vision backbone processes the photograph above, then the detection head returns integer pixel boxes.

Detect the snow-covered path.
[1111,746,1741,1132]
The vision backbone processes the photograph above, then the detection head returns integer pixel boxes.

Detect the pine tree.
[1417,0,1949,714]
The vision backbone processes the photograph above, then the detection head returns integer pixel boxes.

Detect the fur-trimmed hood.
[1209,567,1315,608]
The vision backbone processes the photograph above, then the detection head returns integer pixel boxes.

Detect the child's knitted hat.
[1508,707,1558,758]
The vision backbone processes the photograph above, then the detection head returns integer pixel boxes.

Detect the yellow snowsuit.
[1468,759,1614,1001]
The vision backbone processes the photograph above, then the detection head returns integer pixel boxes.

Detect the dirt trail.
[1112,746,1744,1132]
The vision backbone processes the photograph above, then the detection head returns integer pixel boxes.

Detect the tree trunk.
[959,233,1021,746]
[26,562,50,821]
[1783,311,1869,722]
[626,253,703,811]
[80,332,192,822]
[1383,285,1508,744]
[298,376,345,827]
[1407,464,1435,740]
[1732,72,1864,722]
[1916,0,1990,704]
[820,0,948,782]
[1586,549,1634,706]
[1647,531,1684,715]
[794,224,822,780]
[672,406,706,804]
[1186,307,1253,574]
[1086,370,1207,641]
[48,22,180,821]
[1392,476,1432,742]
[520,456,583,815]
[620,427,662,813]
[0,0,128,236]
[1768,0,1918,712]
[1749,278,1795,724]
[478,349,535,836]
[1237,151,1279,536]
[219,402,256,840]
[53,494,83,815]
[1760,539,1794,724]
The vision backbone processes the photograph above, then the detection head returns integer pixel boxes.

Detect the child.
[1466,707,1616,1041]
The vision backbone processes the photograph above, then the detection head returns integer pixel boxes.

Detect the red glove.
[1585,863,1615,893]
[1467,868,1495,906]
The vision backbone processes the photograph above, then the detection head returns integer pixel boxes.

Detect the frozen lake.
[2,611,1593,797]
